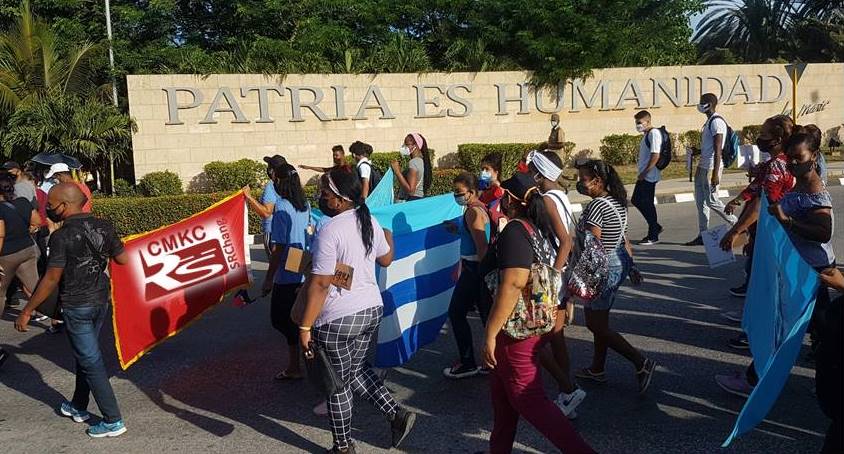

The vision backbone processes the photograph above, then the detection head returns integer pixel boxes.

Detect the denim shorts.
[586,246,631,311]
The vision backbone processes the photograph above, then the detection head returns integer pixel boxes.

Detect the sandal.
[575,367,607,384]
[274,370,303,381]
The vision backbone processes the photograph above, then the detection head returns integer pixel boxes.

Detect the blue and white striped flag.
[371,194,463,367]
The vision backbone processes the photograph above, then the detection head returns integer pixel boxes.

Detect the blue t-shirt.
[261,182,280,233]
[780,190,835,269]
[271,199,311,284]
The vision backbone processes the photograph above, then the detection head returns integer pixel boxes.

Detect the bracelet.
[298,326,311,331]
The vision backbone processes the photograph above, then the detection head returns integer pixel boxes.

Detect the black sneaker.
[729,285,748,297]
[390,407,416,448]
[639,237,660,246]
[685,236,704,246]
[0,348,8,370]
[636,359,657,394]
[728,334,749,350]
[326,443,355,454]
[442,363,481,379]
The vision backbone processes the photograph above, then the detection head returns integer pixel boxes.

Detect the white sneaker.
[555,388,586,419]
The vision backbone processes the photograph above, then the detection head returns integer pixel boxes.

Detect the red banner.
[110,192,250,369]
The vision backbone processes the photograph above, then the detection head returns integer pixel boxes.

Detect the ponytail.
[421,143,433,195]
[355,198,374,256]
[604,164,628,207]
[525,189,555,243]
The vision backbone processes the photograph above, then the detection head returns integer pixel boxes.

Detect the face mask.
[697,103,710,114]
[635,124,646,133]
[479,170,492,190]
[454,194,468,206]
[517,162,529,174]
[576,181,590,196]
[399,145,411,156]
[318,197,339,217]
[551,121,559,128]
[755,137,776,153]
[46,204,64,223]
[787,160,815,178]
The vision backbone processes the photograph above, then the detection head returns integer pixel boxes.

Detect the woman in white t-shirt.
[527,150,585,418]
[390,132,432,201]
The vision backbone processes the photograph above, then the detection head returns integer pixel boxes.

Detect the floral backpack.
[484,219,561,339]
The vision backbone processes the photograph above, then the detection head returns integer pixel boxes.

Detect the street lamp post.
[105,0,118,195]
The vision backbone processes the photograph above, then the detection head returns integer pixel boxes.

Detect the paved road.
[1,187,842,454]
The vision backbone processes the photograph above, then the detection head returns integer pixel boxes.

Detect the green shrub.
[678,130,702,151]
[93,192,262,236]
[741,124,763,145]
[113,178,135,197]
[599,134,640,165]
[138,171,183,197]
[203,159,267,193]
[430,169,463,196]
[457,143,535,180]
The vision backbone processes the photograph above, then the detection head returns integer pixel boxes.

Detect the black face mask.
[787,160,815,178]
[755,137,777,154]
[45,203,64,223]
[576,181,590,196]
[318,197,339,217]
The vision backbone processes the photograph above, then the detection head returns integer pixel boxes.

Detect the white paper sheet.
[702,224,736,269]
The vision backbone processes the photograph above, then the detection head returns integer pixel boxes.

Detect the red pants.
[489,334,595,454]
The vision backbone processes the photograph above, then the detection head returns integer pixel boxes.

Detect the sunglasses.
[574,158,608,178]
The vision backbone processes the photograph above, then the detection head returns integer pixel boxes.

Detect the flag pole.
[105,0,118,196]
[791,66,798,122]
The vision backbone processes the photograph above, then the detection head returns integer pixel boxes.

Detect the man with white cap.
[45,163,92,213]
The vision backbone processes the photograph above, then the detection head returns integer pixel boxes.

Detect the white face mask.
[399,145,411,156]
[635,123,646,133]
[697,103,710,114]
[551,121,559,128]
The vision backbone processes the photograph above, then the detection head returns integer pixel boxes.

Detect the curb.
[568,172,844,214]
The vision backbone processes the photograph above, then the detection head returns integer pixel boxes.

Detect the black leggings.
[271,283,301,346]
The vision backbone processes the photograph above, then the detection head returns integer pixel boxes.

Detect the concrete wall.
[127,63,844,187]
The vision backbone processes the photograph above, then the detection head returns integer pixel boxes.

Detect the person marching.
[631,110,663,245]
[391,133,432,201]
[573,159,657,393]
[300,145,348,174]
[298,169,416,453]
[443,172,491,379]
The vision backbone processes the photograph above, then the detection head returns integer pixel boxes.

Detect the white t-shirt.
[700,115,727,170]
[638,128,662,183]
[543,189,574,234]
[356,157,372,180]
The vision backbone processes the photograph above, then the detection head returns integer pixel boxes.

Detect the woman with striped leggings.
[298,168,416,453]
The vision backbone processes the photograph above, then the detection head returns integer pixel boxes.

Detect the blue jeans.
[63,303,122,423]
[588,246,631,311]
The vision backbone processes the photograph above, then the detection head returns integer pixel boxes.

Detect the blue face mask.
[479,170,492,190]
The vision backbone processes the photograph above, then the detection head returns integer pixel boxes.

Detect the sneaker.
[442,363,481,379]
[32,312,49,322]
[45,324,65,334]
[639,237,660,246]
[684,236,704,246]
[575,367,607,384]
[0,348,8,370]
[728,334,749,350]
[326,443,356,454]
[313,400,328,416]
[715,372,753,398]
[59,401,90,423]
[721,310,743,323]
[390,407,416,448]
[554,388,587,418]
[636,359,657,395]
[729,285,748,297]
[86,420,127,438]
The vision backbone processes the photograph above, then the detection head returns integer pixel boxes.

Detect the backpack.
[709,114,739,168]
[483,219,561,339]
[645,126,673,170]
[358,160,382,192]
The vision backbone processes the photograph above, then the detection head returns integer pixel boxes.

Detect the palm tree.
[0,0,101,117]
[694,0,843,62]
[3,94,136,163]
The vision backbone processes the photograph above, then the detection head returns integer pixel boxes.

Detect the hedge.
[93,192,262,236]
[457,142,576,180]
[138,171,183,197]
[741,125,762,145]
[599,134,640,166]
[203,159,267,192]
[677,130,702,151]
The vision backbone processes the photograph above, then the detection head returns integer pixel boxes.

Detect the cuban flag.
[371,194,463,367]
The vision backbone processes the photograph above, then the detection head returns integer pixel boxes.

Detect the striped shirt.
[580,196,628,253]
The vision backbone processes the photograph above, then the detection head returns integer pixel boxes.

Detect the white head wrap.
[527,150,562,181]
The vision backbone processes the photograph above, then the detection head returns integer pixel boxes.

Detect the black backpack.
[358,161,382,191]
[645,126,673,170]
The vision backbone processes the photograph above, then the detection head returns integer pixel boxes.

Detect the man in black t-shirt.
[15,183,130,439]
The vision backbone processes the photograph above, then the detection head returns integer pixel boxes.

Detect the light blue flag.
[723,196,820,446]
[311,193,464,367]
[366,168,395,208]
